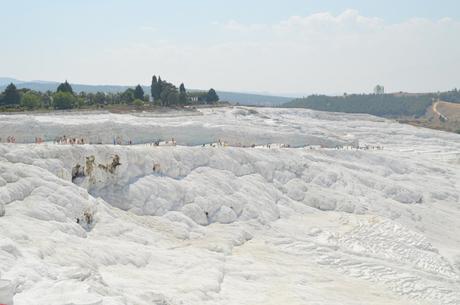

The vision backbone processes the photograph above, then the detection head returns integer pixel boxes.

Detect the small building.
[188,91,208,104]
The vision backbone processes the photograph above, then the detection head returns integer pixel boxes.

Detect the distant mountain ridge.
[0,77,22,86]
[0,78,293,106]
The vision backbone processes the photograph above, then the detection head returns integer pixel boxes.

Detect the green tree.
[53,91,76,109]
[1,83,21,106]
[160,83,179,106]
[57,81,74,94]
[134,84,144,100]
[206,88,219,104]
[121,88,135,104]
[179,83,187,105]
[20,91,41,110]
[41,92,52,108]
[94,92,107,105]
[77,97,85,108]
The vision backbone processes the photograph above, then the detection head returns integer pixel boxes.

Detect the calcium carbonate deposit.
[0,107,459,305]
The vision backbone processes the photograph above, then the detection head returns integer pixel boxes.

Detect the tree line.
[284,93,435,117]
[150,76,218,106]
[439,88,460,104]
[0,76,219,111]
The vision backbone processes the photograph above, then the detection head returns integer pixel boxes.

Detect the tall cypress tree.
[179,83,187,105]
[206,88,219,104]
[179,83,186,94]
[134,84,144,100]
[57,81,73,94]
[157,76,163,99]
[151,75,158,100]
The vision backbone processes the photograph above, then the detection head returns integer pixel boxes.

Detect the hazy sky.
[1,0,460,95]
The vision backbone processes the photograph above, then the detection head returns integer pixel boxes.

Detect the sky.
[1,0,460,95]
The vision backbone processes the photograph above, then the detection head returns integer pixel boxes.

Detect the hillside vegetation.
[284,94,435,117]
[399,101,460,134]
[439,89,460,104]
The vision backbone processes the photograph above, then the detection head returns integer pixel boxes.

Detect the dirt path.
[432,101,448,121]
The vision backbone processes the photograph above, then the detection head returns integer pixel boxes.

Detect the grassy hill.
[399,101,460,134]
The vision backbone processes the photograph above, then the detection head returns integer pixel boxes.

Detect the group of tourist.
[54,136,86,145]
[0,135,384,150]
[147,138,177,146]
[4,136,16,143]
[200,139,226,147]
[333,145,384,150]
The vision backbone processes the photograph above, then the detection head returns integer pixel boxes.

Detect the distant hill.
[0,78,293,106]
[0,80,135,94]
[284,93,435,117]
[0,77,22,86]
[214,91,292,106]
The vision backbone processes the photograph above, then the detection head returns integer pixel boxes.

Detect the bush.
[20,91,42,110]
[133,99,144,109]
